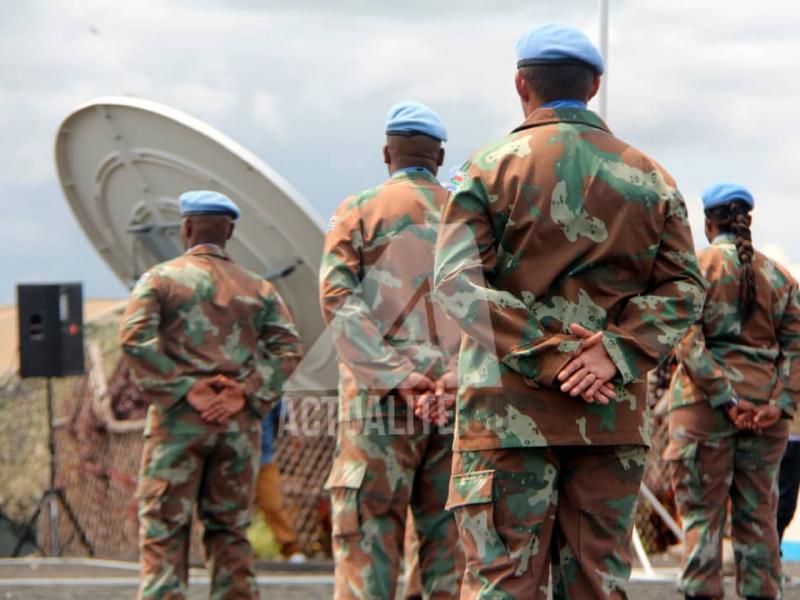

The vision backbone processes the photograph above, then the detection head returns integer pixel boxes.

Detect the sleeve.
[771,283,800,417]
[118,273,195,410]
[675,324,736,407]
[319,202,416,391]
[241,287,304,418]
[433,162,581,387]
[600,191,707,384]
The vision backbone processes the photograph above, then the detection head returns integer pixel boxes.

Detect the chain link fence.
[0,307,678,560]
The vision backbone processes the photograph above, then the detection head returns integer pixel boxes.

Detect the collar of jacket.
[387,167,439,185]
[185,243,230,259]
[711,233,736,246]
[511,106,610,135]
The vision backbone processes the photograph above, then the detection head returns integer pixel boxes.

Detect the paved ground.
[0,558,799,599]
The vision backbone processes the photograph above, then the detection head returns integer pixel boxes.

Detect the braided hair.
[705,200,757,320]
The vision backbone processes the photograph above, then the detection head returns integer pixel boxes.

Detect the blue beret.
[385,101,447,142]
[702,183,755,211]
[179,190,240,220]
[516,23,605,75]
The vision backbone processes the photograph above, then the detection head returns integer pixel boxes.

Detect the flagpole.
[598,0,609,120]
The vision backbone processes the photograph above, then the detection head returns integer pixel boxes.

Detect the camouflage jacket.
[119,244,303,435]
[320,168,461,422]
[433,107,705,450]
[670,234,800,422]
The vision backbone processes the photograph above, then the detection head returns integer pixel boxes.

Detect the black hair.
[518,63,595,103]
[705,200,757,320]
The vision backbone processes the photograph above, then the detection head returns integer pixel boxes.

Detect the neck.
[187,239,226,250]
[389,160,437,176]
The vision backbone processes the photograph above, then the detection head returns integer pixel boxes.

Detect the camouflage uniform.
[120,243,302,600]
[666,235,800,599]
[433,106,705,599]
[320,168,464,599]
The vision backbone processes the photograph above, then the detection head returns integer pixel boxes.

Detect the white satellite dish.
[55,96,336,392]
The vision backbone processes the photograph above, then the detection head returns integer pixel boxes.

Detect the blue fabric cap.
[179,190,240,220]
[702,183,755,211]
[385,101,447,142]
[516,23,605,74]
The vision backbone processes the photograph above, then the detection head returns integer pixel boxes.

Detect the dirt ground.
[1,559,799,599]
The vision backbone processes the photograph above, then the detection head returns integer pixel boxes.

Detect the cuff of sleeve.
[502,339,580,388]
[147,376,195,411]
[775,393,796,418]
[246,394,277,419]
[706,383,737,408]
[601,333,637,385]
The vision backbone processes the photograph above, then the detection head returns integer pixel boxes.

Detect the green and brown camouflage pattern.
[326,417,462,600]
[433,106,705,450]
[666,235,800,598]
[119,243,302,600]
[667,402,788,598]
[136,428,261,600]
[669,234,800,419]
[448,444,646,599]
[320,168,461,422]
[320,169,464,598]
[120,243,303,435]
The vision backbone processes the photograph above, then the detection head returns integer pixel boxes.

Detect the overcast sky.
[2,0,799,303]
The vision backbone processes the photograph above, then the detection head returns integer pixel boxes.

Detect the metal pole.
[598,0,610,120]
[46,378,59,556]
[632,527,655,577]
[640,482,684,542]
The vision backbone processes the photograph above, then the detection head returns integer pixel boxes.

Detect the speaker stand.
[12,378,94,557]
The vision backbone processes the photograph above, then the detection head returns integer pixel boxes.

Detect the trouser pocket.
[446,469,509,566]
[325,460,367,536]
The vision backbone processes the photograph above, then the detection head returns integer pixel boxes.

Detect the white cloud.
[252,91,284,137]
[2,0,800,300]
[762,244,800,281]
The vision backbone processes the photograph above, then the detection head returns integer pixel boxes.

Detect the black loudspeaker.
[17,283,85,378]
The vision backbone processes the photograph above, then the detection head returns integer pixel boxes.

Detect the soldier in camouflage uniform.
[320,101,464,599]
[119,190,302,600]
[666,183,800,600]
[433,24,705,599]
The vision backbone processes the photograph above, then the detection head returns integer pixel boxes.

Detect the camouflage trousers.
[667,405,788,599]
[448,445,646,600]
[326,415,464,599]
[136,428,261,600]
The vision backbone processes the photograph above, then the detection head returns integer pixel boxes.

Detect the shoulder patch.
[447,168,467,193]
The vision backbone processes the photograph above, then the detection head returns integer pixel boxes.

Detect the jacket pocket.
[324,461,367,537]
[446,470,509,565]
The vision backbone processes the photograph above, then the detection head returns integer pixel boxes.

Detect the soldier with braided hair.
[666,183,800,600]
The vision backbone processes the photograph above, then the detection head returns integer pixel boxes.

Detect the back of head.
[385,134,442,172]
[703,183,757,320]
[183,214,233,248]
[518,63,596,103]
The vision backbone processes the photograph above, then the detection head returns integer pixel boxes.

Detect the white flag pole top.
[598,0,609,120]
[55,96,337,392]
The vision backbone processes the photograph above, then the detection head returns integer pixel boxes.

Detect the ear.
[227,221,235,241]
[179,217,191,248]
[437,147,445,167]
[383,144,391,165]
[514,71,530,103]
[587,73,602,101]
